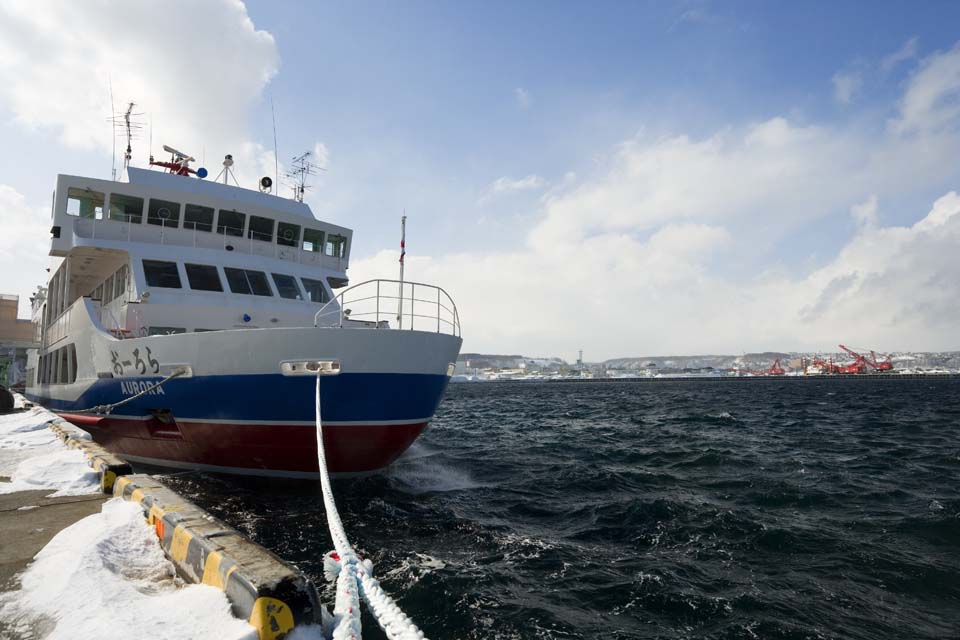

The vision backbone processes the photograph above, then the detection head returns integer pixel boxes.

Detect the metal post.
[437,288,441,333]
[376,280,380,327]
[410,283,414,330]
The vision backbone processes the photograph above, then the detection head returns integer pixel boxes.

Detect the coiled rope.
[315,374,426,640]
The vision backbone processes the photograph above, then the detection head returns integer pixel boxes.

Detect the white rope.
[315,374,426,640]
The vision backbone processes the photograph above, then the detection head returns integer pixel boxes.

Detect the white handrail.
[314,278,460,336]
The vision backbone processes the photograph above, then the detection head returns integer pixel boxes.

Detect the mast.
[398,214,406,329]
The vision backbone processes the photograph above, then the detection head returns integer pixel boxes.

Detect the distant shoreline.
[453,373,960,383]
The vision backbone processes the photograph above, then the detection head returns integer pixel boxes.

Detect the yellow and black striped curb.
[114,474,322,639]
[47,418,132,494]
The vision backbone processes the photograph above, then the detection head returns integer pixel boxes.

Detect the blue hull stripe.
[28,373,450,422]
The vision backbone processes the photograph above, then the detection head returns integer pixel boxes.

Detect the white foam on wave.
[382,552,448,589]
[387,445,484,494]
[707,411,737,421]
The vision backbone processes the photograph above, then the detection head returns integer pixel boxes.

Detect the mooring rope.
[315,373,426,640]
[69,368,188,414]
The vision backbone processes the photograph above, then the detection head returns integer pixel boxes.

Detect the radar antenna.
[150,144,206,178]
[108,101,144,176]
[284,151,325,202]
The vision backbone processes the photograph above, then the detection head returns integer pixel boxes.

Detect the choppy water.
[164,380,960,639]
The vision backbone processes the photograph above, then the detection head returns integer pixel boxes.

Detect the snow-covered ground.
[0,399,327,639]
[0,399,99,497]
[0,498,259,639]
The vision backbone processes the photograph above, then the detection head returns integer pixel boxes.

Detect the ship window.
[113,264,128,300]
[103,274,115,303]
[108,193,144,223]
[185,263,223,292]
[301,277,330,303]
[271,273,302,300]
[91,284,103,300]
[147,198,181,228]
[66,188,105,219]
[148,326,186,336]
[224,268,272,296]
[184,204,214,232]
[67,344,77,383]
[58,347,68,384]
[248,215,274,242]
[217,210,245,236]
[143,260,182,289]
[326,235,347,258]
[277,222,301,247]
[303,228,324,252]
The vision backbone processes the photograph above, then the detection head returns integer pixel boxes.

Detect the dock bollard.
[114,474,322,639]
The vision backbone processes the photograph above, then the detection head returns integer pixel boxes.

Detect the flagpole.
[397,213,406,329]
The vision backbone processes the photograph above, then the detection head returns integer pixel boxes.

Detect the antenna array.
[284,151,324,202]
[108,102,145,175]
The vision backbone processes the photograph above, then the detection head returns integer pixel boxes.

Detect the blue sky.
[241,0,960,260]
[2,1,960,359]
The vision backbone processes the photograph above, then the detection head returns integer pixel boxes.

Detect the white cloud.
[514,87,532,109]
[490,175,545,194]
[313,142,330,169]
[477,174,546,205]
[832,69,863,104]
[892,42,960,134]
[881,36,919,73]
[0,186,54,318]
[354,188,960,359]
[0,0,278,173]
[353,42,960,359]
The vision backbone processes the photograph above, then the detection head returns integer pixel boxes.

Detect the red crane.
[838,345,894,373]
[743,357,785,376]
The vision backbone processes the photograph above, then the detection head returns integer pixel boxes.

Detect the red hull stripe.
[76,416,428,474]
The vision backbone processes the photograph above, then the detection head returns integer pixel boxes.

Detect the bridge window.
[147,198,181,228]
[301,277,330,303]
[217,209,245,236]
[277,222,301,247]
[303,228,325,252]
[185,263,223,292]
[248,215,274,242]
[66,187,105,219]
[184,204,214,232]
[224,268,272,296]
[108,193,144,223]
[326,234,347,258]
[271,273,302,300]
[143,260,182,289]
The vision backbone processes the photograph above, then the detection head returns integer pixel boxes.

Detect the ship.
[24,147,462,477]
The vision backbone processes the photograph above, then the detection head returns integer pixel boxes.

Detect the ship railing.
[72,217,348,271]
[313,279,461,336]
